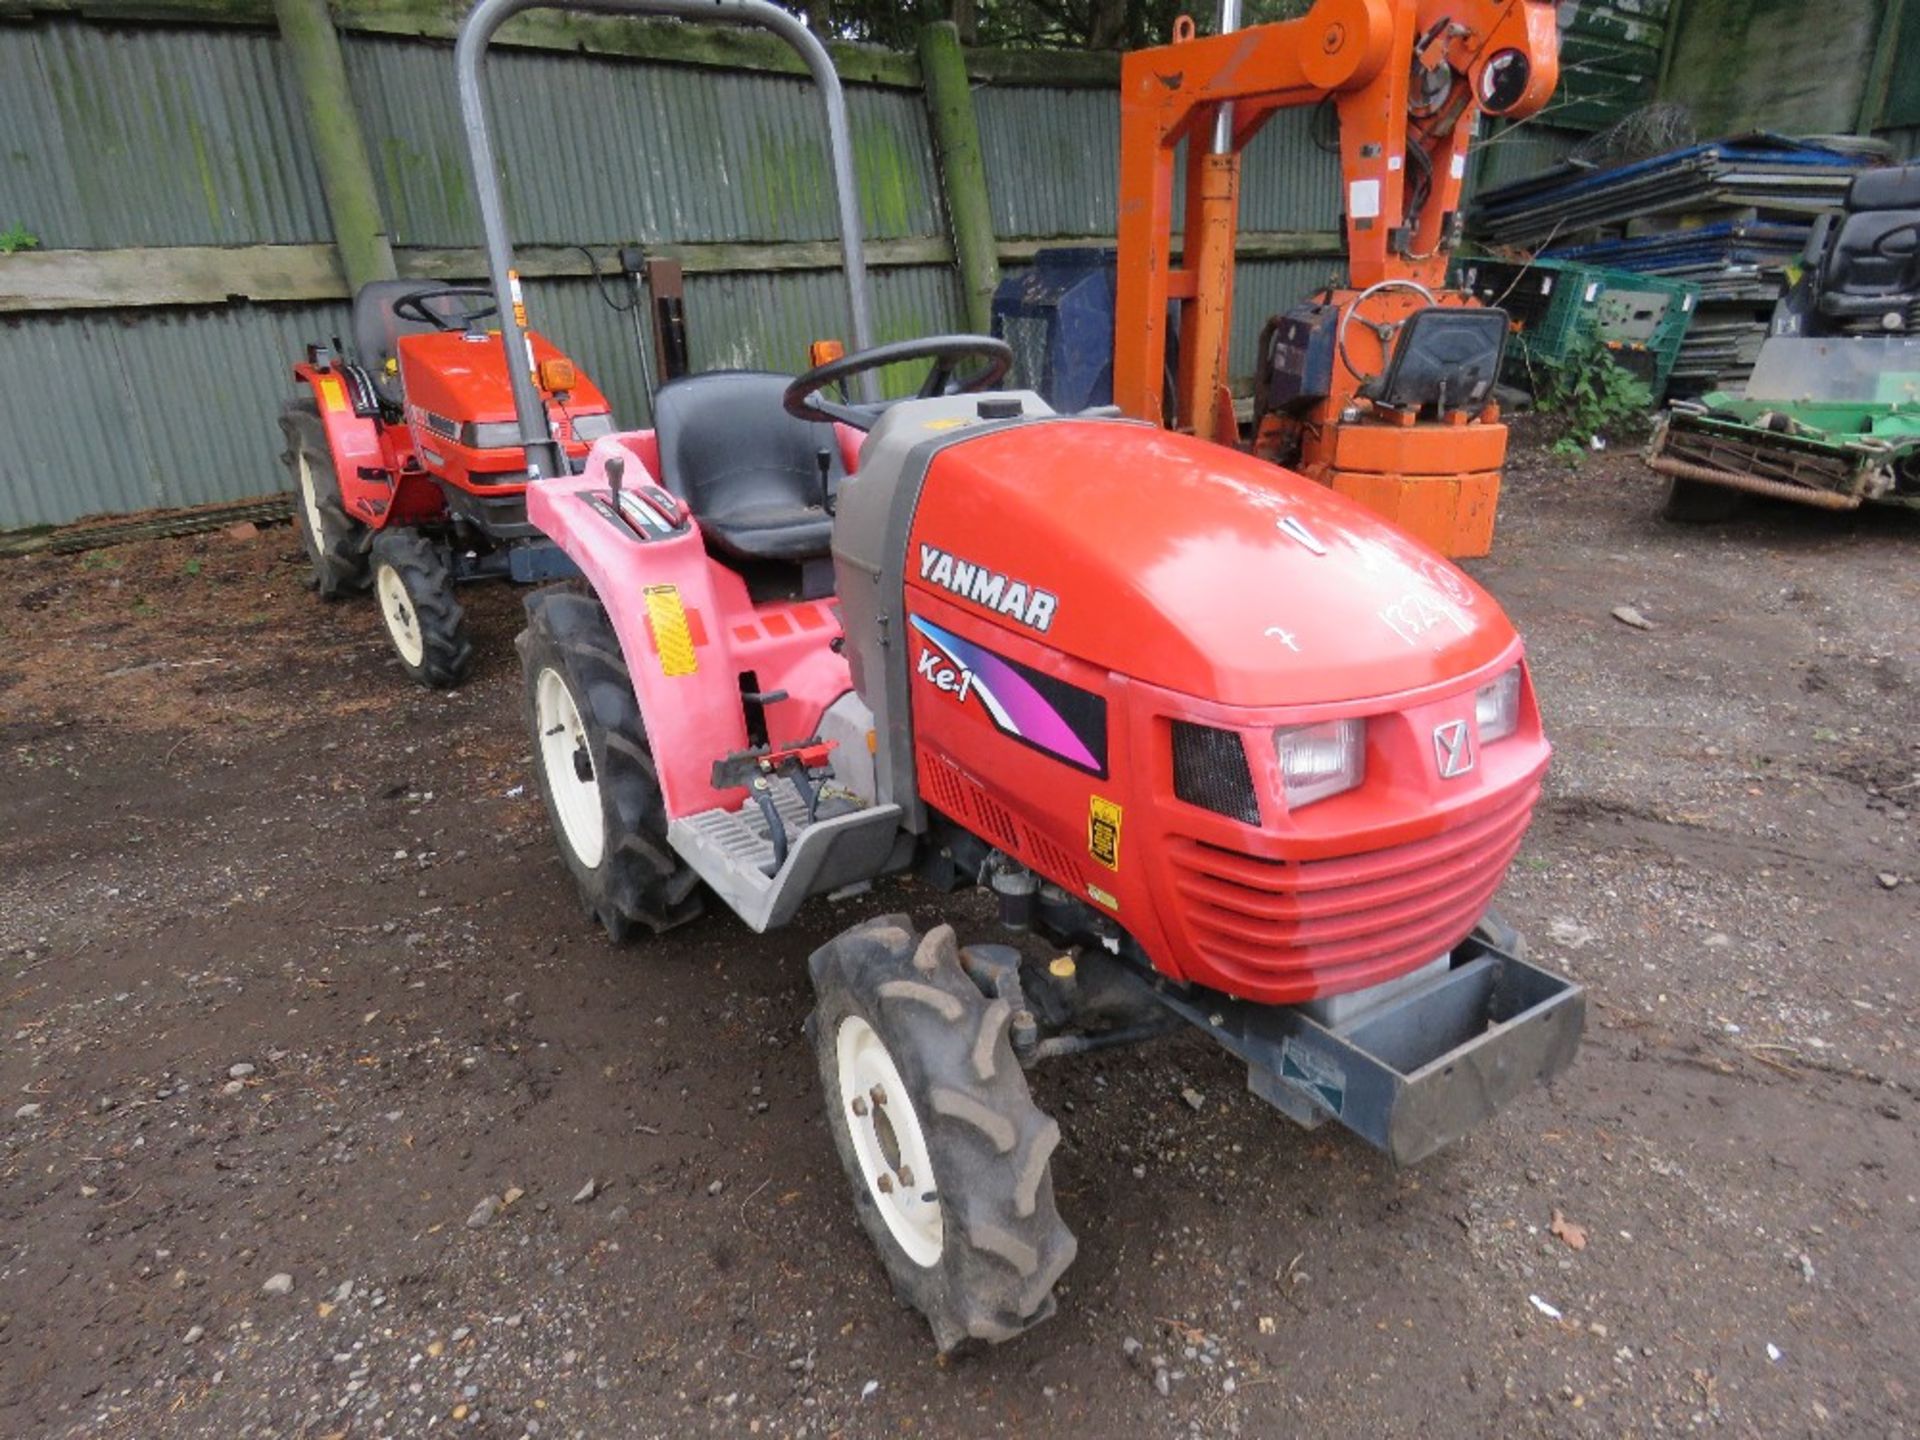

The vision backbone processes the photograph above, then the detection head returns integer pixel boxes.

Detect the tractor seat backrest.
[650,370,845,566]
[350,281,475,407]
[1818,162,1920,315]
[1363,306,1508,414]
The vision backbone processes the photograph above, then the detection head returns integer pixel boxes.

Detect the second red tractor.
[280,281,615,685]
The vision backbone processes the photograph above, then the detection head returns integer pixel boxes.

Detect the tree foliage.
[787,0,1312,52]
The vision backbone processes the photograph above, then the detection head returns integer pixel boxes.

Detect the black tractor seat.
[650,370,846,565]
[350,280,493,408]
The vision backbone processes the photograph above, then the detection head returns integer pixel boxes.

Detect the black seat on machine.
[350,281,489,407]
[1364,306,1509,413]
[651,370,844,564]
[1817,162,1920,323]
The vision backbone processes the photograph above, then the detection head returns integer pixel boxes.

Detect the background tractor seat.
[350,281,490,407]
[1817,162,1920,322]
[650,370,845,564]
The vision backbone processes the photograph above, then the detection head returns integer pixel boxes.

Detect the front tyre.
[517,586,702,941]
[369,529,473,688]
[806,918,1076,1353]
[1662,475,1747,523]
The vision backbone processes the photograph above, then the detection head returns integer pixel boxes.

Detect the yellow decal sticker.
[923,417,967,430]
[644,584,699,677]
[1086,883,1119,911]
[314,374,349,414]
[1088,796,1122,871]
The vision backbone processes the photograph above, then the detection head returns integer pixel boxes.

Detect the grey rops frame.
[453,0,879,482]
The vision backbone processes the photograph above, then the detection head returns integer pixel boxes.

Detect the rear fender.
[292,363,408,529]
[527,437,851,818]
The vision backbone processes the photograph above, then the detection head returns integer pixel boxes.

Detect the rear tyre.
[517,586,703,940]
[806,918,1077,1354]
[1662,475,1747,523]
[279,399,370,599]
[370,529,474,688]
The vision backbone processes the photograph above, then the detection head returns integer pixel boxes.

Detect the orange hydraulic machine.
[1113,0,1559,556]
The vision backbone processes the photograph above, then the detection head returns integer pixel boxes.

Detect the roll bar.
[455,0,878,480]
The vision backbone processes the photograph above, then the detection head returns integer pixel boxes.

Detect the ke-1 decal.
[909,615,1106,776]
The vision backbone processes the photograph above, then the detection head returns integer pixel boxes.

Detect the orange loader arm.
[1113,0,1559,437]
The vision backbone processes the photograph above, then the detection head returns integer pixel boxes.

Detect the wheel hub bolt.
[869,1085,887,1108]
[876,1173,894,1194]
[896,1165,914,1188]
[850,1096,868,1117]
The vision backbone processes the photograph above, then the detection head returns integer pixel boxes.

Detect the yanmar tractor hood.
[907,420,1517,708]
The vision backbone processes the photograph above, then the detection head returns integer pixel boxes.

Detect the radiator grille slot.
[1172,721,1260,825]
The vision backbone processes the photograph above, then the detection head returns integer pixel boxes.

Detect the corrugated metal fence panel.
[0,19,329,249]
[0,302,349,529]
[1229,256,1346,378]
[1469,122,1584,195]
[1239,109,1343,234]
[976,87,1378,239]
[976,85,1117,238]
[520,264,965,425]
[344,37,944,248]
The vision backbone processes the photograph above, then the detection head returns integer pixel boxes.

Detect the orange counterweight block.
[1254,285,1510,557]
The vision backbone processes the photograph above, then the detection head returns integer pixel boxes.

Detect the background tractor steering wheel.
[392,285,499,332]
[783,335,1013,430]
[1336,279,1438,388]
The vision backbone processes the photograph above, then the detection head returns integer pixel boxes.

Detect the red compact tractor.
[279,282,617,685]
[462,0,1584,1352]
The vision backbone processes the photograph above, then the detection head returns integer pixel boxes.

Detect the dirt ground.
[1,438,1916,1440]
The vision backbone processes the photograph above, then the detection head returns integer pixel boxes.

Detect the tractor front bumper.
[1151,929,1584,1166]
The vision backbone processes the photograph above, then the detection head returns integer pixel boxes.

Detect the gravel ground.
[1,439,1916,1439]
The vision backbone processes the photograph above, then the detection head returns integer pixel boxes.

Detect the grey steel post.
[1210,0,1242,154]
[455,0,878,479]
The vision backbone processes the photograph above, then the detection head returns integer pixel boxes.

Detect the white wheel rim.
[375,561,427,668]
[295,451,326,542]
[836,1015,943,1268]
[535,666,606,870]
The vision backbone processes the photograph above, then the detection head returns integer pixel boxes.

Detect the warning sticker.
[1087,796,1122,871]
[644,584,699,677]
[1086,883,1119,912]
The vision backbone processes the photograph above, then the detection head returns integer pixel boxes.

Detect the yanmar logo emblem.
[1433,720,1474,779]
[917,545,1057,632]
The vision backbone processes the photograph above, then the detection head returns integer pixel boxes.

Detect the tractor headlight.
[1475,665,1523,743]
[571,411,617,441]
[463,420,524,450]
[1274,718,1365,810]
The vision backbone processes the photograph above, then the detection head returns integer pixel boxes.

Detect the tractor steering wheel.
[783,335,1014,431]
[1336,279,1437,388]
[392,285,499,332]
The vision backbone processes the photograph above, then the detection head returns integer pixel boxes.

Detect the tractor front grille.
[1171,721,1260,825]
[1165,780,1539,998]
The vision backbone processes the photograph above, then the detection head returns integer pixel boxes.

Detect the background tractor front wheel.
[369,530,473,688]
[517,586,702,941]
[278,399,369,599]
[1662,475,1747,523]
[806,917,1077,1353]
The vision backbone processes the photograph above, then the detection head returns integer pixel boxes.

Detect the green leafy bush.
[0,224,39,254]
[1531,337,1654,459]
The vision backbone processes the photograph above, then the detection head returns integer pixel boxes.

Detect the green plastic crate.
[1453,257,1700,401]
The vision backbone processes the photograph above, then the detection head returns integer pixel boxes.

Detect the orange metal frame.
[1114,0,1559,440]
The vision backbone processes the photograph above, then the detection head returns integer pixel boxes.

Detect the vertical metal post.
[1210,0,1242,153]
